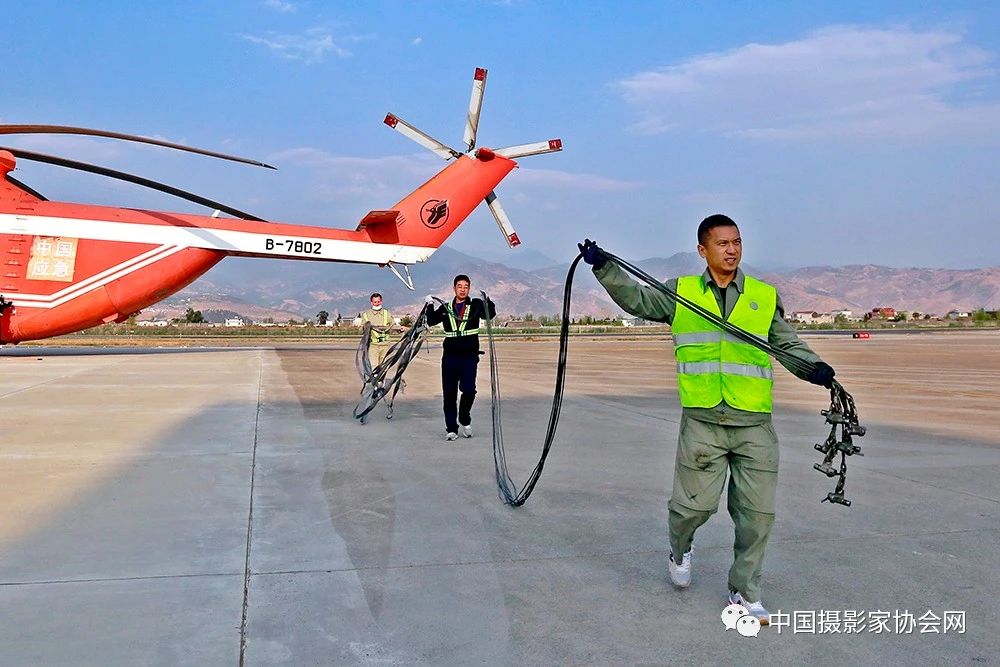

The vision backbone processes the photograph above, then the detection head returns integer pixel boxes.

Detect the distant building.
[224,318,245,327]
[790,311,835,325]
[945,310,970,319]
[831,309,858,321]
[503,319,535,328]
[137,319,169,327]
[870,307,897,319]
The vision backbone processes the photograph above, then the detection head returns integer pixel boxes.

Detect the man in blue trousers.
[425,274,496,441]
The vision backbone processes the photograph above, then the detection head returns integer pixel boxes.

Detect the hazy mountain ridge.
[761,265,1000,315]
[148,249,1000,321]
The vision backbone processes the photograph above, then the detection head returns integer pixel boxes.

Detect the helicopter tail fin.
[375,154,516,254]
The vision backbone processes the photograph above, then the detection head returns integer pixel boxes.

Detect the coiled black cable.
[485,257,581,506]
[486,251,865,507]
[353,307,432,422]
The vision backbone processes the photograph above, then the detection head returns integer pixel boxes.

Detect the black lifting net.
[353,307,433,423]
[485,251,866,507]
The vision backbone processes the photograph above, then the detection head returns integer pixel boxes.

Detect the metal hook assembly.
[815,381,866,506]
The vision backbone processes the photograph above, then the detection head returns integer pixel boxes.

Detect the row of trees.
[971,309,1000,321]
[862,310,1000,323]
[511,314,627,326]
[178,307,204,323]
[149,306,1000,329]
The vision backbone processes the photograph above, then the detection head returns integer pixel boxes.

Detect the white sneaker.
[445,432,458,441]
[728,591,770,626]
[668,549,692,588]
[460,424,473,438]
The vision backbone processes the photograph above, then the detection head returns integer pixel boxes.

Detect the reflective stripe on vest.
[444,301,479,337]
[671,274,777,413]
[672,331,768,346]
[676,361,774,380]
[363,309,391,344]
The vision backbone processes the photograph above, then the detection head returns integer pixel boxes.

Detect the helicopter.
[0,67,561,344]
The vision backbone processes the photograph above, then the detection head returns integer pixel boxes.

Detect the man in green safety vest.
[579,214,836,626]
[424,274,496,441]
[361,293,396,367]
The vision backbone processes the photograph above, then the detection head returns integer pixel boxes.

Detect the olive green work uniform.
[594,263,824,601]
[361,308,394,367]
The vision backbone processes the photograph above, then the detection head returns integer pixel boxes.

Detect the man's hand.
[808,362,836,388]
[577,239,607,270]
[424,294,436,306]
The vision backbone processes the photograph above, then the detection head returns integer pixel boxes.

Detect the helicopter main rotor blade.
[383,113,462,160]
[2,146,265,221]
[463,67,487,152]
[485,190,520,248]
[0,125,276,169]
[494,139,563,160]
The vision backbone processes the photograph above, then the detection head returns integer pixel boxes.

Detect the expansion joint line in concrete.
[865,468,1000,505]
[239,351,264,666]
[0,357,129,401]
[0,571,242,587]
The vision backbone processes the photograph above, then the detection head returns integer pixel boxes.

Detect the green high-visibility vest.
[443,301,478,337]
[362,308,392,344]
[672,274,776,413]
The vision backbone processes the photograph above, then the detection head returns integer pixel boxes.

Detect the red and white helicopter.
[0,68,561,344]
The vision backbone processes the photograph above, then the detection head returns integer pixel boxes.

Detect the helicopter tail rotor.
[383,67,562,249]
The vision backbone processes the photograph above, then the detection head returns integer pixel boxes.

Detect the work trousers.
[369,342,390,368]
[667,414,779,602]
[441,353,479,433]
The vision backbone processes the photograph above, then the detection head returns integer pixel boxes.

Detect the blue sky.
[4,0,999,269]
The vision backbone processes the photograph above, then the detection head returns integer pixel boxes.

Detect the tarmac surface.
[1,331,998,665]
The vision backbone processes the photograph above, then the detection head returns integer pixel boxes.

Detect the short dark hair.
[697,214,739,245]
[453,274,470,287]
[370,292,382,301]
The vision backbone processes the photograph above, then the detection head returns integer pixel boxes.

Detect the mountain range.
[150,248,1000,322]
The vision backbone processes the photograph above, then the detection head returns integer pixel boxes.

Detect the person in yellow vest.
[579,214,836,626]
[361,293,395,367]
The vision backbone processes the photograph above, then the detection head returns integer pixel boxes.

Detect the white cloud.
[267,147,638,202]
[412,37,423,46]
[268,148,440,199]
[514,167,640,192]
[617,25,1000,142]
[263,0,296,12]
[241,28,354,64]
